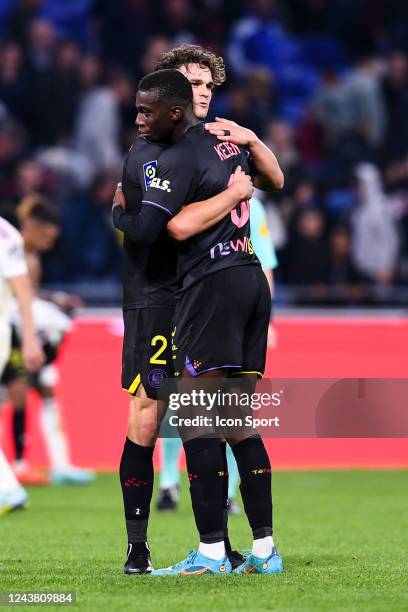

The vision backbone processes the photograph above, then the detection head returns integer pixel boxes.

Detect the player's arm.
[112,197,169,245]
[205,117,284,191]
[113,145,198,244]
[8,274,44,371]
[167,165,253,241]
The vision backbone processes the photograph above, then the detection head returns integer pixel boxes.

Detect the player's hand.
[204,117,257,147]
[22,335,45,372]
[51,291,84,311]
[229,165,254,201]
[112,182,126,210]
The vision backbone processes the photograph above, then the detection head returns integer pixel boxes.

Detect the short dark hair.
[17,194,60,227]
[155,44,226,86]
[138,69,193,106]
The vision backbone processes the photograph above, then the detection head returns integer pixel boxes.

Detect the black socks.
[119,438,154,543]
[231,436,273,539]
[13,407,26,461]
[219,440,232,553]
[183,437,225,543]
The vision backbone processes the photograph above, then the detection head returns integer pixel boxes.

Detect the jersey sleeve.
[112,203,168,245]
[250,198,278,270]
[142,144,197,217]
[0,232,28,279]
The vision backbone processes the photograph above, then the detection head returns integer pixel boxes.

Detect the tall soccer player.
[0,215,44,515]
[149,46,283,511]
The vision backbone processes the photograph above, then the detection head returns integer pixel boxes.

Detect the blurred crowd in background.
[1,0,408,305]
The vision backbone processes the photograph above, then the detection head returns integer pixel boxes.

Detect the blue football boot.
[233,547,284,574]
[152,550,232,576]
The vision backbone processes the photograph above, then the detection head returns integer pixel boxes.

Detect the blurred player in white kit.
[1,197,95,485]
[0,214,44,514]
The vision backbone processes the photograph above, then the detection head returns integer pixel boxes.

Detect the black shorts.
[0,328,25,385]
[173,265,271,378]
[122,307,175,400]
[0,327,59,388]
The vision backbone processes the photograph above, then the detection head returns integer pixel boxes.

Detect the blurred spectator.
[138,36,171,80]
[381,51,408,164]
[93,0,151,69]
[24,19,57,146]
[73,63,124,175]
[264,120,304,197]
[38,0,93,49]
[296,108,324,165]
[0,112,26,203]
[285,207,329,288]
[58,172,121,282]
[327,225,369,303]
[15,158,45,198]
[313,57,385,159]
[7,0,44,45]
[221,84,265,137]
[352,163,399,284]
[286,0,333,35]
[36,39,81,146]
[244,68,278,136]
[26,18,56,72]
[153,0,195,46]
[227,0,287,76]
[0,42,28,123]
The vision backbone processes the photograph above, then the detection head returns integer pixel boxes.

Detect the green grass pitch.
[1,470,407,611]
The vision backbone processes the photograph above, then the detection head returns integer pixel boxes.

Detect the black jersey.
[121,137,177,309]
[143,123,260,293]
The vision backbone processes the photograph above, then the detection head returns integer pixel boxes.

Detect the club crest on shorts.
[143,160,157,189]
[148,368,167,388]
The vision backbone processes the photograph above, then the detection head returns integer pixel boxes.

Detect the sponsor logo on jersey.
[149,177,172,192]
[209,237,255,259]
[143,160,157,189]
[148,368,167,388]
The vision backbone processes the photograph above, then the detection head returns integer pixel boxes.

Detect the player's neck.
[171,111,199,143]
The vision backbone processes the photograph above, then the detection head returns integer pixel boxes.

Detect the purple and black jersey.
[121,137,177,309]
[143,123,260,293]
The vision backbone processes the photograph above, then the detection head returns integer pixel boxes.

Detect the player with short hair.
[113,46,283,575]
[0,215,44,515]
[116,69,283,576]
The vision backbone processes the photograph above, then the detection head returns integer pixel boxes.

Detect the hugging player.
[112,45,283,575]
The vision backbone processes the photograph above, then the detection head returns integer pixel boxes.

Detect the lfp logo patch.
[143,160,157,189]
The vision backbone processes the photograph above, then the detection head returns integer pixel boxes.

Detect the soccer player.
[117,69,283,575]
[113,47,283,575]
[0,215,44,515]
[152,45,283,513]
[1,198,94,485]
[155,196,279,514]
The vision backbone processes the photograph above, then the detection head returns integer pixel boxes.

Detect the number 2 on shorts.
[150,335,167,364]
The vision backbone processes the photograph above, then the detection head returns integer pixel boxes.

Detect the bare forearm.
[249,138,284,191]
[167,188,241,241]
[9,274,36,342]
[263,268,274,298]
